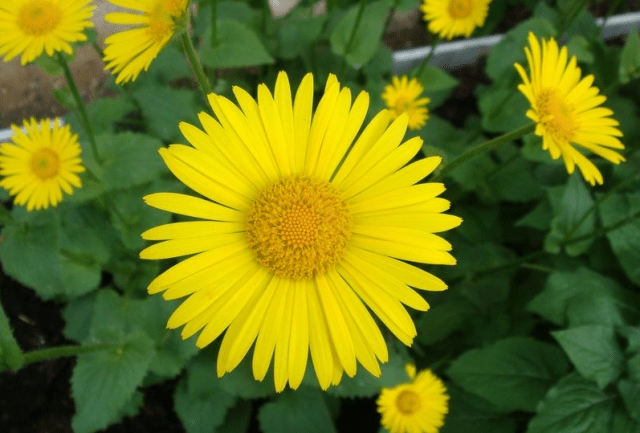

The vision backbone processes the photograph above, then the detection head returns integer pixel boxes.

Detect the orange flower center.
[396,389,421,415]
[146,0,186,43]
[31,147,59,179]
[448,0,473,19]
[537,87,577,143]
[17,0,62,37]
[245,175,351,280]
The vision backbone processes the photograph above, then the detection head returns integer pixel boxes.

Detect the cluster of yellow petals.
[382,76,431,131]
[421,0,491,40]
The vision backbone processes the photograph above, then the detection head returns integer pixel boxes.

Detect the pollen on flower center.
[17,0,62,36]
[146,0,183,42]
[245,175,351,280]
[537,87,577,143]
[448,0,473,18]
[31,147,60,179]
[396,390,421,415]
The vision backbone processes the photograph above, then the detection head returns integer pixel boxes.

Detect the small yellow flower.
[382,76,431,131]
[515,33,625,185]
[103,0,189,84]
[378,364,449,433]
[141,71,462,392]
[0,118,85,211]
[421,0,491,40]
[0,0,95,65]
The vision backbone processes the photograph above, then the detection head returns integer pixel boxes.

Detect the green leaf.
[71,329,155,433]
[545,173,595,256]
[621,31,640,84]
[217,401,252,433]
[328,349,407,398]
[52,87,77,110]
[516,200,553,230]
[414,66,459,108]
[599,192,640,286]
[201,20,274,69]
[132,86,200,143]
[330,0,389,68]
[0,299,23,371]
[619,379,640,422]
[447,337,570,412]
[527,268,635,327]
[487,144,544,202]
[93,132,167,190]
[566,35,594,64]
[145,43,192,81]
[34,54,63,75]
[259,387,337,433]
[276,10,326,60]
[63,293,96,343]
[73,97,136,136]
[526,373,616,433]
[416,302,471,345]
[477,83,530,133]
[216,355,275,399]
[174,355,237,433]
[441,385,517,433]
[552,326,624,388]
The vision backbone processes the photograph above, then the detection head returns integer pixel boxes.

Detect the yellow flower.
[0,118,85,211]
[0,0,95,65]
[378,364,449,433]
[103,0,188,84]
[383,76,431,131]
[421,0,491,40]
[141,72,462,392]
[515,33,625,185]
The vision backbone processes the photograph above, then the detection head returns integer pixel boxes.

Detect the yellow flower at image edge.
[0,0,95,65]
[140,72,462,392]
[103,0,188,84]
[0,118,85,211]
[421,0,491,40]
[515,32,625,185]
[383,76,431,131]
[378,365,449,433]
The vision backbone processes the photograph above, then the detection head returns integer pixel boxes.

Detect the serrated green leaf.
[447,337,569,412]
[526,373,616,433]
[93,132,166,190]
[71,330,155,433]
[330,0,389,68]
[545,173,595,256]
[599,192,640,286]
[174,355,237,433]
[620,30,640,84]
[0,299,23,371]
[201,20,274,69]
[552,325,624,388]
[527,268,635,327]
[441,385,517,433]
[259,387,337,433]
[414,66,459,108]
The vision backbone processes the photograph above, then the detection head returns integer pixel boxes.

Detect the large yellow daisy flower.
[421,0,491,40]
[515,33,625,185]
[377,364,449,433]
[103,0,188,84]
[0,0,95,65]
[383,76,431,131]
[141,72,462,392]
[0,118,85,211]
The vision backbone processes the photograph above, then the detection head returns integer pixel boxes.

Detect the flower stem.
[21,343,115,367]
[180,31,212,98]
[210,0,218,46]
[413,36,440,78]
[56,53,100,164]
[338,0,367,77]
[432,123,536,181]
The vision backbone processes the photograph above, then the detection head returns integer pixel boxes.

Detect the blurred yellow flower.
[103,0,188,84]
[141,71,462,392]
[421,0,491,40]
[515,33,625,185]
[0,118,85,211]
[0,0,95,65]
[383,76,431,131]
[378,364,449,433]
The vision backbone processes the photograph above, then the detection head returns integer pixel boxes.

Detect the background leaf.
[259,387,337,433]
[201,20,274,69]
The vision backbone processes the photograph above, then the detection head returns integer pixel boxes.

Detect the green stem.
[210,0,218,46]
[382,0,400,40]
[56,53,100,164]
[563,208,640,246]
[22,343,115,366]
[414,37,440,78]
[338,0,368,77]
[565,173,640,241]
[433,123,535,181]
[91,41,104,59]
[180,31,212,97]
